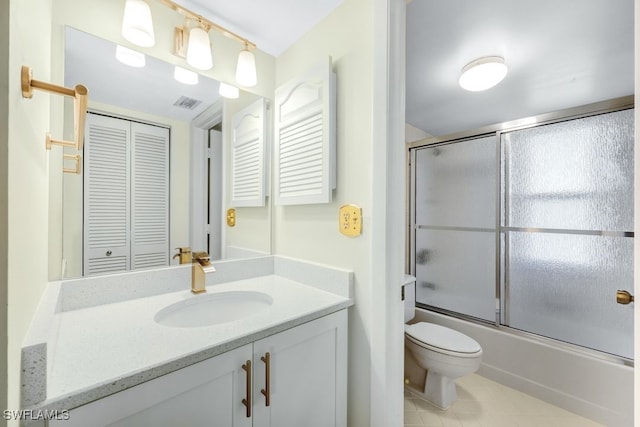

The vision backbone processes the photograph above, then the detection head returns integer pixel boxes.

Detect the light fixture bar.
[157,0,256,50]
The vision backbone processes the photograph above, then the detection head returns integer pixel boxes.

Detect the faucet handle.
[192,251,211,266]
[173,247,192,264]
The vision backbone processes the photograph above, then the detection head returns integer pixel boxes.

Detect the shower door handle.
[616,290,634,305]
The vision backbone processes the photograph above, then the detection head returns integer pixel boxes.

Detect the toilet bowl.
[402,275,483,409]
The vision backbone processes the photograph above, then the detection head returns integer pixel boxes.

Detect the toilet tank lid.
[405,323,481,354]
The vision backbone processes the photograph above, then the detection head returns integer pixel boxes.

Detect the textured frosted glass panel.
[506,232,633,359]
[415,136,496,228]
[415,229,495,321]
[503,109,634,231]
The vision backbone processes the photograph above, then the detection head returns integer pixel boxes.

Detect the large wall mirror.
[49,27,271,280]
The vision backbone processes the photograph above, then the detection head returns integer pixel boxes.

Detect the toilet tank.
[403,275,416,323]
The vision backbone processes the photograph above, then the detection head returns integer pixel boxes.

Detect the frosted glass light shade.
[459,56,507,92]
[115,45,146,68]
[122,0,155,47]
[219,82,239,99]
[174,66,198,85]
[235,49,257,87]
[187,27,213,70]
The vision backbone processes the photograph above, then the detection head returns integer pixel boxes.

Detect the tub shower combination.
[409,97,634,362]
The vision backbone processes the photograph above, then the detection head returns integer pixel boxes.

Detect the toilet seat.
[405,323,481,358]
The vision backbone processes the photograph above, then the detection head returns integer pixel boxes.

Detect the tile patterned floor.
[404,374,604,427]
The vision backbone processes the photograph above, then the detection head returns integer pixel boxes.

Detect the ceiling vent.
[173,96,202,110]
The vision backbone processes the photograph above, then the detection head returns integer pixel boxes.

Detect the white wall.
[0,0,9,415]
[6,0,54,419]
[273,2,407,424]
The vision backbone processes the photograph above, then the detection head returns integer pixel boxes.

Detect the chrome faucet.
[191,251,216,294]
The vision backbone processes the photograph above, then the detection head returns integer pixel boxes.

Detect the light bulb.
[174,66,199,85]
[218,82,239,99]
[235,48,257,87]
[121,0,155,47]
[187,27,213,71]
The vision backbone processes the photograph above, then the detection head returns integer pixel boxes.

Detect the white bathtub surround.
[412,308,633,427]
[20,256,353,416]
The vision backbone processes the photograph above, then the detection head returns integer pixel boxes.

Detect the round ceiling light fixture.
[459,56,508,92]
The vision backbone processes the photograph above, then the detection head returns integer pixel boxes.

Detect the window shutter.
[131,122,169,269]
[231,98,268,207]
[83,114,131,276]
[274,57,336,205]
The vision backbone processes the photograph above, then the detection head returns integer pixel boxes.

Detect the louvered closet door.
[131,122,169,269]
[84,114,131,275]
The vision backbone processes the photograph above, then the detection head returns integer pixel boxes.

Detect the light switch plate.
[339,204,362,237]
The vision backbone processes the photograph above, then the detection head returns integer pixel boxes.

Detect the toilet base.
[405,370,458,410]
[423,370,456,409]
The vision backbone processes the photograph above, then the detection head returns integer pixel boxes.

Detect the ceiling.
[177,0,344,57]
[406,0,635,137]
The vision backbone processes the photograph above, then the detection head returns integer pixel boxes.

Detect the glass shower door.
[501,109,634,359]
[413,136,497,322]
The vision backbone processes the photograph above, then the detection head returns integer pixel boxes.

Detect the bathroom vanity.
[23,256,353,427]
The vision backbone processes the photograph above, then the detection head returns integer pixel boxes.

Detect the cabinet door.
[52,344,253,427]
[252,311,347,427]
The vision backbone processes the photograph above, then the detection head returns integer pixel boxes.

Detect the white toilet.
[402,275,482,409]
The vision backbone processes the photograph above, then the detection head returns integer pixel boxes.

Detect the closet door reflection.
[414,136,496,322]
[502,109,634,358]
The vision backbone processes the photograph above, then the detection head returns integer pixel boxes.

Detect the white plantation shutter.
[274,57,336,205]
[131,122,169,269]
[231,98,268,207]
[84,114,131,275]
[83,113,169,276]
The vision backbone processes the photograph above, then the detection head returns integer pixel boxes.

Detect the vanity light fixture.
[218,82,239,99]
[235,43,257,88]
[174,66,199,85]
[115,45,146,68]
[127,0,260,86]
[121,0,155,47]
[459,56,508,92]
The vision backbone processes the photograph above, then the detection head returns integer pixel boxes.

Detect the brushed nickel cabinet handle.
[260,352,271,406]
[242,360,251,417]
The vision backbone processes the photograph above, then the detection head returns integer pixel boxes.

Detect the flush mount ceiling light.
[174,66,198,85]
[459,56,508,92]
[115,45,146,67]
[218,82,239,99]
[121,0,155,47]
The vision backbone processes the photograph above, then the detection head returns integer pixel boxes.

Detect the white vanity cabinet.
[53,310,347,427]
[51,343,254,427]
[252,310,347,427]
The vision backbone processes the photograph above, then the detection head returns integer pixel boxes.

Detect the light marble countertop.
[22,256,353,416]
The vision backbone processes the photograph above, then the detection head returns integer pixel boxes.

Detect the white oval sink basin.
[155,291,273,328]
